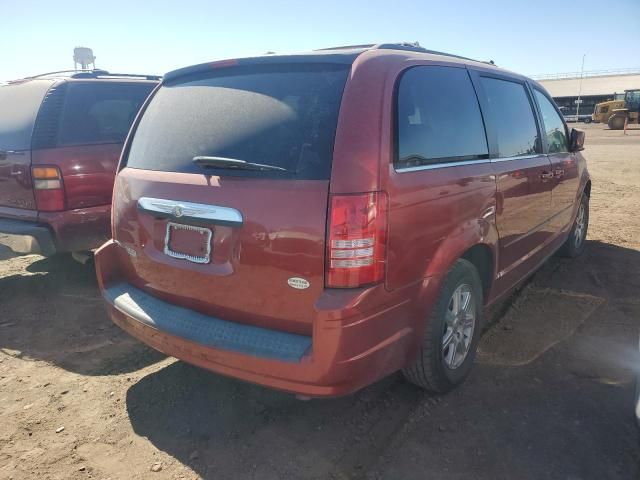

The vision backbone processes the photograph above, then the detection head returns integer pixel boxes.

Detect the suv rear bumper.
[0,218,56,256]
[96,240,440,397]
[0,204,111,256]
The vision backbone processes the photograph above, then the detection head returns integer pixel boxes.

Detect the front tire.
[403,259,483,393]
[583,117,592,124]
[608,114,626,130]
[559,193,589,258]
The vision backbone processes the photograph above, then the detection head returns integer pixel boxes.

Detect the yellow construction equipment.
[592,89,640,129]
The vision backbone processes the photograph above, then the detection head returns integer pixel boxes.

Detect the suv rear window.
[0,80,52,151]
[125,64,350,179]
[58,82,155,146]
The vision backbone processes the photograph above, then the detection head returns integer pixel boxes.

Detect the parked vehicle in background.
[563,114,592,124]
[96,43,591,397]
[559,107,592,124]
[0,70,158,257]
[592,89,640,129]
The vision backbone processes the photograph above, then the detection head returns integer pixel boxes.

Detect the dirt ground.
[1,123,639,480]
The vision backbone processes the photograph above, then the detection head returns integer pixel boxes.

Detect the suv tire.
[559,193,589,258]
[403,259,483,393]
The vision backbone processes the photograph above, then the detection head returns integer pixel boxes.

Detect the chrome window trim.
[395,158,491,173]
[137,197,243,226]
[490,154,546,163]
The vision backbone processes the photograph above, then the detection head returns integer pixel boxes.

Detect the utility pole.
[575,54,586,119]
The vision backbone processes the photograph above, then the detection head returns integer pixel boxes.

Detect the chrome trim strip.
[490,154,546,163]
[395,159,491,172]
[138,197,243,226]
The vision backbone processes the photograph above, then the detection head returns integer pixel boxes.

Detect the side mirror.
[570,128,585,152]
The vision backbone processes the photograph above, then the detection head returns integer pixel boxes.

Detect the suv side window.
[479,77,540,158]
[0,81,52,151]
[58,82,153,146]
[533,89,568,154]
[395,66,488,169]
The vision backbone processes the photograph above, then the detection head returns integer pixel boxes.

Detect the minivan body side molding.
[137,197,243,226]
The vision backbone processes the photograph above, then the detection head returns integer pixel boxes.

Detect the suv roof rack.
[9,69,161,83]
[316,42,495,66]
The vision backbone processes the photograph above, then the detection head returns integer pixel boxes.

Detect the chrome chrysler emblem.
[172,205,184,217]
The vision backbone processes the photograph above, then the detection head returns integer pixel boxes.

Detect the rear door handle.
[554,168,565,178]
[540,171,554,180]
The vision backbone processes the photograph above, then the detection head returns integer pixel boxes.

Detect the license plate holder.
[164,222,212,264]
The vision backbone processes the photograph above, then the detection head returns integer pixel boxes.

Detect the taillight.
[326,192,388,288]
[32,166,65,212]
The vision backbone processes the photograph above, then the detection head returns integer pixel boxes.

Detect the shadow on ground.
[125,240,640,479]
[0,253,164,376]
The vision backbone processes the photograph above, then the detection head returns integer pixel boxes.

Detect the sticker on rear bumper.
[288,277,310,290]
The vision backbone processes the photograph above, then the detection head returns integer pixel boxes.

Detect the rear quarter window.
[57,82,155,146]
[124,64,350,180]
[395,66,489,169]
[0,80,52,151]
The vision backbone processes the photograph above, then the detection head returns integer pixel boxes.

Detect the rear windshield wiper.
[193,156,289,172]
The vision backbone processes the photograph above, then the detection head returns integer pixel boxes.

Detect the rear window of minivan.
[124,63,350,180]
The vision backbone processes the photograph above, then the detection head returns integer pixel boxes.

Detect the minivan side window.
[57,83,153,146]
[395,66,488,169]
[479,77,540,158]
[533,89,568,154]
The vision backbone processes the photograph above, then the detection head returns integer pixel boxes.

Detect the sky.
[1,0,639,82]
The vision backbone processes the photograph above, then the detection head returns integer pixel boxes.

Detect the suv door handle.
[540,171,554,180]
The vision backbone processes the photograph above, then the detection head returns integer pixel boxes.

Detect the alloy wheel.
[442,284,476,370]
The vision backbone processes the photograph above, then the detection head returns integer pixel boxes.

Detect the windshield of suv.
[125,63,350,180]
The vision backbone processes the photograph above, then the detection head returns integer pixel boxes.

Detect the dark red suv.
[0,70,158,257]
[96,44,590,397]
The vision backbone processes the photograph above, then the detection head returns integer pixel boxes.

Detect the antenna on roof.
[73,47,96,70]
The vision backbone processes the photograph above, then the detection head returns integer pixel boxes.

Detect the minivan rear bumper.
[96,240,439,397]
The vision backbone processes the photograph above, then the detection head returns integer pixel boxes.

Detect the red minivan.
[96,44,590,396]
[0,70,157,257]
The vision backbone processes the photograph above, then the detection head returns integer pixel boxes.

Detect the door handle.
[540,171,554,180]
[554,168,565,178]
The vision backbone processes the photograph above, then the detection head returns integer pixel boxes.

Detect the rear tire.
[583,117,592,124]
[608,114,626,130]
[403,259,483,393]
[559,193,589,258]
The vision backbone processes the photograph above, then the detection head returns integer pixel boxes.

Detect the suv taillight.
[326,192,388,288]
[32,166,65,212]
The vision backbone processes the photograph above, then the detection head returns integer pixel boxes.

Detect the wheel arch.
[423,220,499,306]
[460,244,494,305]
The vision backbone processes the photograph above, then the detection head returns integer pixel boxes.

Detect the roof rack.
[315,44,376,51]
[9,69,160,83]
[316,42,495,66]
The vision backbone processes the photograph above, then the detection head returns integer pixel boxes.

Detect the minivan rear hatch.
[114,62,351,335]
